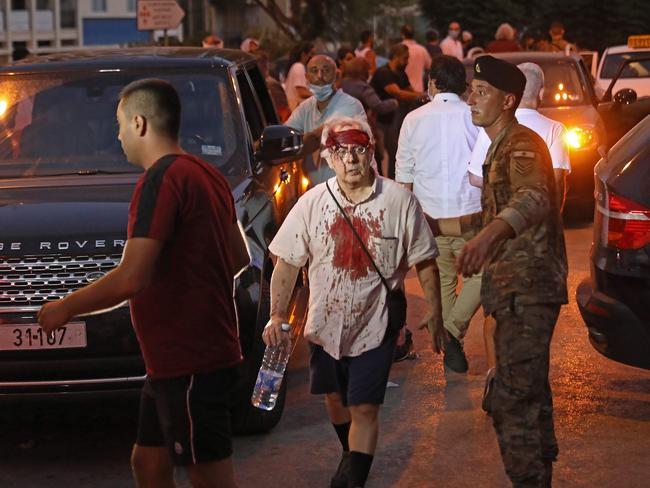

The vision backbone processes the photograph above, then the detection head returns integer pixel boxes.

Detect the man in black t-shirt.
[370,43,426,179]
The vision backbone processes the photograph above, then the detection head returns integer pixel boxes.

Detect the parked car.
[594,36,650,99]
[576,114,650,370]
[0,47,309,434]
[596,52,650,148]
[464,52,607,210]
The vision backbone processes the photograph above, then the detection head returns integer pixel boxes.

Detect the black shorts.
[136,367,237,466]
[309,337,397,407]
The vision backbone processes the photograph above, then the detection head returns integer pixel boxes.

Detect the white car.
[595,39,650,98]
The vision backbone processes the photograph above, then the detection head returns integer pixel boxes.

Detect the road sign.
[137,0,185,31]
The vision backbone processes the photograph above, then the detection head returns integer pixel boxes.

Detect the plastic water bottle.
[251,322,292,411]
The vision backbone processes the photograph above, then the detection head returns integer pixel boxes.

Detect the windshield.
[0,70,248,186]
[601,51,650,79]
[534,60,587,107]
[464,58,588,108]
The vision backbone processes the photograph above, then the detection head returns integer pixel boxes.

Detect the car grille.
[0,254,122,310]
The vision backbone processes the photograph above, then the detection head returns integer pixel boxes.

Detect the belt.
[425,212,482,238]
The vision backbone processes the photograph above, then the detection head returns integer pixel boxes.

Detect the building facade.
[0,0,183,63]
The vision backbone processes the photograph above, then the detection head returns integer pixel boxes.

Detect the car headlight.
[564,126,598,151]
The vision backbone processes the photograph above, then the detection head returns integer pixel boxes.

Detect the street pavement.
[1,222,649,487]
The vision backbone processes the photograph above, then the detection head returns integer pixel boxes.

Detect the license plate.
[0,323,87,351]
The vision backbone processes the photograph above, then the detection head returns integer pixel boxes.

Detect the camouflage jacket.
[480,121,568,314]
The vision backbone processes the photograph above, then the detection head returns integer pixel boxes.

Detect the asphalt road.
[1,222,649,488]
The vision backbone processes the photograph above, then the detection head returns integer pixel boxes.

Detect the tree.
[214,0,417,43]
[211,0,356,41]
[419,0,650,52]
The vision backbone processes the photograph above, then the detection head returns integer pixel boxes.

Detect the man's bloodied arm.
[263,258,301,347]
[415,258,445,353]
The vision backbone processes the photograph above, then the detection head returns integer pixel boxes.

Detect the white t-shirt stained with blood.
[269,175,438,359]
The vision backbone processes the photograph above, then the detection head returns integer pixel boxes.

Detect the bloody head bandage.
[325,129,371,149]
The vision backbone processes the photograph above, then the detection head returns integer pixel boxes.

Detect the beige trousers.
[434,232,482,341]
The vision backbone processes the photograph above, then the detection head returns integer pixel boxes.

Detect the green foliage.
[419,0,650,52]
[225,0,417,45]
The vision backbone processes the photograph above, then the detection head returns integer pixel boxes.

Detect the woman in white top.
[285,41,315,111]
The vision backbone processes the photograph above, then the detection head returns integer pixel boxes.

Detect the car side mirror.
[254,125,303,165]
[613,88,637,105]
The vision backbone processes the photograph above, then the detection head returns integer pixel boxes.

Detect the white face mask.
[449,30,460,40]
[309,83,334,102]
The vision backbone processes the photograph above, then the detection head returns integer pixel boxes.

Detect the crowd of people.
[221,21,570,488]
[35,22,571,488]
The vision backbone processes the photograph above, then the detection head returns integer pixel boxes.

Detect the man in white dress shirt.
[396,55,482,373]
[440,22,464,61]
[467,62,571,413]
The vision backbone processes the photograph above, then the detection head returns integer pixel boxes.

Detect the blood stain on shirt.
[327,209,381,280]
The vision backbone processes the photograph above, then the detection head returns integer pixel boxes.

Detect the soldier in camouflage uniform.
[457,56,568,488]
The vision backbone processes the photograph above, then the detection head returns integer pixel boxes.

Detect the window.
[602,52,650,79]
[0,70,248,187]
[127,0,136,12]
[247,66,278,125]
[92,0,107,12]
[237,71,264,142]
[60,0,76,28]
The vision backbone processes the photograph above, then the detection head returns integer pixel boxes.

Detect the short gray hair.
[320,117,374,160]
[517,62,545,103]
[495,23,516,41]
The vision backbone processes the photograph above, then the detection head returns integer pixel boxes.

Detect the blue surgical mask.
[309,83,334,102]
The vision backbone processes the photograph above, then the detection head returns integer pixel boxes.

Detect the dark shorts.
[136,367,237,466]
[309,337,397,407]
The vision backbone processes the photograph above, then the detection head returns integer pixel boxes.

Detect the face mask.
[449,30,460,40]
[309,83,334,102]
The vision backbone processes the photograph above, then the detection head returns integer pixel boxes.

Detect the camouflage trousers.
[492,303,560,488]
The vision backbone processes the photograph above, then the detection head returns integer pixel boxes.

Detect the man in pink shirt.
[401,24,432,93]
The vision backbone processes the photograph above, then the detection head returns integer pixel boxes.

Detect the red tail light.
[603,192,650,249]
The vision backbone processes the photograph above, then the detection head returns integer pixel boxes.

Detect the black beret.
[474,55,526,101]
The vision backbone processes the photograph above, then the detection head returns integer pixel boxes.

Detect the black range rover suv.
[0,48,308,433]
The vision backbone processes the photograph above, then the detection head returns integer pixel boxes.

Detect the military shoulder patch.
[512,150,537,176]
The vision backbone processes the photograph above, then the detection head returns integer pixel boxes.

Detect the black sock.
[348,451,374,487]
[333,422,351,452]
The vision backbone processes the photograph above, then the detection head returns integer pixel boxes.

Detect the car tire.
[230,275,287,435]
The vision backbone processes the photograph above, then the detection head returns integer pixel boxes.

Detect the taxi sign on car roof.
[628,35,650,49]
